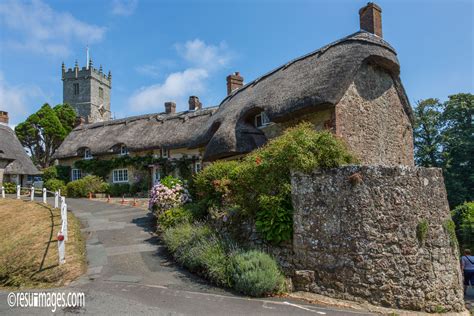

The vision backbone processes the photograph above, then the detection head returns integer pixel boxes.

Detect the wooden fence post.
[1,186,4,198]
[57,231,65,265]
[61,202,68,242]
[30,186,34,201]
[43,188,47,203]
[16,185,20,199]
[54,191,59,208]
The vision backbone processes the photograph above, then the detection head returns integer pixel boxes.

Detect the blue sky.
[0,0,472,126]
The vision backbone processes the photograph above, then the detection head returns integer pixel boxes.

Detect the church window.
[74,83,79,95]
[99,87,104,99]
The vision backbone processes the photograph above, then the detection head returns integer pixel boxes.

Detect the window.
[113,169,129,183]
[161,148,168,158]
[255,111,270,128]
[84,148,92,160]
[99,87,104,99]
[74,83,79,95]
[194,162,202,174]
[72,169,82,181]
[154,169,161,183]
[120,145,129,156]
[27,175,34,182]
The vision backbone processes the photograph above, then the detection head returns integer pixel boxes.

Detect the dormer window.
[255,111,270,128]
[120,145,129,156]
[161,148,169,158]
[84,148,92,160]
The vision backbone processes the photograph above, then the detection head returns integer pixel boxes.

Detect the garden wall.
[291,165,464,312]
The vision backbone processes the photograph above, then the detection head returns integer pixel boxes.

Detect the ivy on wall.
[74,155,197,182]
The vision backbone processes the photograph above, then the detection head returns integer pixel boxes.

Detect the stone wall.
[335,63,414,166]
[291,165,464,312]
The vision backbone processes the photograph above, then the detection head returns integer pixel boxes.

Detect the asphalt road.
[0,198,373,315]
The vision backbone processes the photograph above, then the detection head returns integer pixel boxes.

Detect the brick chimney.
[188,96,202,111]
[0,111,9,125]
[226,72,244,95]
[359,2,382,37]
[165,102,176,114]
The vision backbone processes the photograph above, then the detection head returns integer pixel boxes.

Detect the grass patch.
[0,199,86,289]
[416,220,429,245]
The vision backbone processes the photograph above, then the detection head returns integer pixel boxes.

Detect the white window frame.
[255,111,270,128]
[112,169,129,183]
[120,145,129,156]
[84,148,93,160]
[72,169,82,181]
[194,161,202,174]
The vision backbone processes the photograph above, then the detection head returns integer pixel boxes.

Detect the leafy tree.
[441,93,474,207]
[413,98,443,167]
[15,103,76,168]
[413,93,473,208]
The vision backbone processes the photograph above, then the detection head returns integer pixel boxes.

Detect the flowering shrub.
[149,176,191,216]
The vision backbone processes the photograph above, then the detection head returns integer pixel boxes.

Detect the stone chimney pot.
[359,2,382,37]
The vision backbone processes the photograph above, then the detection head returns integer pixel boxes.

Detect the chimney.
[165,102,176,114]
[188,96,202,111]
[359,2,382,37]
[0,111,8,125]
[226,72,244,95]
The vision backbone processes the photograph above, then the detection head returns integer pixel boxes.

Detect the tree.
[15,103,76,168]
[441,93,474,207]
[413,98,443,167]
[413,93,473,208]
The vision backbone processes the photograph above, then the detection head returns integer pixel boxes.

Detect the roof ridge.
[219,31,396,106]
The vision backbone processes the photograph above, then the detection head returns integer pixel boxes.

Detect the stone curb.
[288,291,470,316]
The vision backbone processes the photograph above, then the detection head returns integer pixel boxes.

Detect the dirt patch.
[0,199,86,289]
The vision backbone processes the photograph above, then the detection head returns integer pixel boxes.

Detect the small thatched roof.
[0,124,41,175]
[190,31,413,161]
[54,107,218,159]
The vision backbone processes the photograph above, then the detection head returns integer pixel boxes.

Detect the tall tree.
[15,103,76,168]
[441,93,474,207]
[413,98,443,167]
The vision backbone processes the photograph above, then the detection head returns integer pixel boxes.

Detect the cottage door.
[152,166,161,184]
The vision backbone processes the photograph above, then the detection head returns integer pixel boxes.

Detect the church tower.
[62,57,112,124]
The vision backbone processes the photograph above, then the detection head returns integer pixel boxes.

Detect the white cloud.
[129,68,208,111]
[130,39,232,112]
[0,0,106,57]
[111,0,138,16]
[175,39,231,70]
[0,72,44,126]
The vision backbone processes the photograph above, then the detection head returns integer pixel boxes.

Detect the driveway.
[1,198,372,315]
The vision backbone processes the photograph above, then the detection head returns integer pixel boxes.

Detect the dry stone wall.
[291,165,464,312]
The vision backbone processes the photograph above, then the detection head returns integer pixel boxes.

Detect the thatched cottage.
[0,112,41,186]
[55,3,414,186]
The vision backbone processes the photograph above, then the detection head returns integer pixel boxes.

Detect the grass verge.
[0,199,86,289]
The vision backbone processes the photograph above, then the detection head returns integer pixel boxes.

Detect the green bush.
[44,179,66,193]
[231,250,285,297]
[452,202,474,248]
[66,175,108,198]
[160,175,183,189]
[193,123,357,243]
[3,182,17,194]
[108,183,130,197]
[158,205,194,230]
[41,166,58,183]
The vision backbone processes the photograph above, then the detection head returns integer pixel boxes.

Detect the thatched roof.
[0,124,41,175]
[54,107,218,159]
[190,31,413,161]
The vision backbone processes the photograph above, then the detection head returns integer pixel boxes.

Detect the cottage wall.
[260,108,334,139]
[335,63,414,166]
[57,147,203,184]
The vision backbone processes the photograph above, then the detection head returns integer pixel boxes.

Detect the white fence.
[1,185,67,265]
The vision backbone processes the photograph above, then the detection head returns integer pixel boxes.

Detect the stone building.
[0,111,41,185]
[62,59,112,124]
[55,2,414,186]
